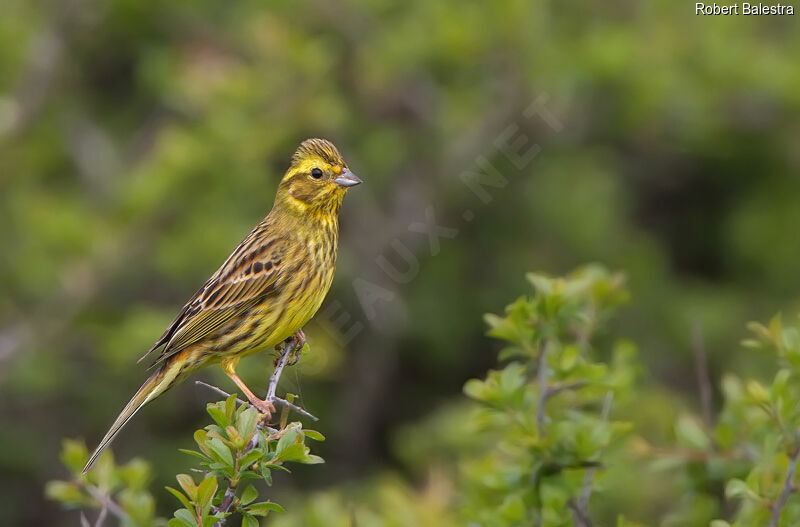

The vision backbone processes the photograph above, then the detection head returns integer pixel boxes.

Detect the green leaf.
[236,407,260,442]
[725,478,762,502]
[746,380,769,403]
[207,403,229,429]
[303,430,325,441]
[275,428,300,457]
[165,486,193,510]
[173,508,195,527]
[120,458,151,490]
[196,475,218,512]
[239,449,263,471]
[240,485,258,505]
[559,345,580,371]
[526,272,553,295]
[674,414,710,450]
[195,430,213,457]
[261,465,273,485]
[176,474,198,501]
[247,501,285,516]
[60,439,89,474]
[207,438,235,466]
[225,395,238,421]
[179,449,210,461]
[241,513,259,527]
[44,481,88,506]
[463,378,487,401]
[275,443,308,463]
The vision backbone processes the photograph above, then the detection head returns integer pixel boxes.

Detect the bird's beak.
[333,169,362,188]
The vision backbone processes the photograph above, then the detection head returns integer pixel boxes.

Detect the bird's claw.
[275,329,306,366]
[250,398,276,421]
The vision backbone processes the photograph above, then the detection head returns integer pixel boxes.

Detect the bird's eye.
[311,168,323,179]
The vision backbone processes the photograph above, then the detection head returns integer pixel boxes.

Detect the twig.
[93,500,108,527]
[195,380,318,421]
[83,485,127,522]
[575,392,614,521]
[195,381,247,406]
[544,380,589,401]
[567,498,593,527]
[770,441,800,527]
[536,341,550,437]
[691,322,714,429]
[213,486,237,526]
[266,340,296,402]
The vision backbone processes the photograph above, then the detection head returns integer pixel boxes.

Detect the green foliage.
[44,269,800,526]
[270,475,461,527]
[460,265,636,526]
[274,266,641,526]
[4,0,800,524]
[710,315,800,526]
[167,396,318,527]
[47,396,322,526]
[45,439,164,526]
[638,314,800,527]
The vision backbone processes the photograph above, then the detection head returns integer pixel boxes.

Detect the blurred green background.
[1,0,799,524]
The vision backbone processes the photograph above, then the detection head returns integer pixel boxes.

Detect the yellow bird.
[84,138,361,472]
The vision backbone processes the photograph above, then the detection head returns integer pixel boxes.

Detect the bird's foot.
[274,329,307,366]
[249,397,276,421]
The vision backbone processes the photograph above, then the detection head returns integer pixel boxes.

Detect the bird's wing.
[140,222,297,368]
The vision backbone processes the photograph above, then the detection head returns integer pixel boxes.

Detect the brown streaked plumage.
[83,138,361,472]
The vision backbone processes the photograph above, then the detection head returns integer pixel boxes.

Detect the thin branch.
[567,498,593,527]
[93,500,108,527]
[536,341,550,437]
[83,485,127,522]
[195,380,318,421]
[691,322,714,429]
[266,341,295,402]
[544,380,589,401]
[272,396,318,421]
[213,486,237,526]
[195,381,247,406]
[575,392,614,519]
[770,442,800,527]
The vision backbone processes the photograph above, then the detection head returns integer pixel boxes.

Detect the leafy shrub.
[47,395,322,526]
[47,269,800,527]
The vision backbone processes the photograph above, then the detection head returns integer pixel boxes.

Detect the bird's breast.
[238,227,338,355]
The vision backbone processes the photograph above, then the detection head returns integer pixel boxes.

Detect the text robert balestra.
[696,3,795,14]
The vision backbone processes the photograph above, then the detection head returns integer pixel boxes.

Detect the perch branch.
[770,440,800,527]
[195,381,318,421]
[267,342,293,402]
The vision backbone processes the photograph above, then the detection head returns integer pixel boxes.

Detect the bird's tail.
[83,357,186,473]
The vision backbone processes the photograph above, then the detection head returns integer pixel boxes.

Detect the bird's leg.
[274,328,307,366]
[220,358,275,419]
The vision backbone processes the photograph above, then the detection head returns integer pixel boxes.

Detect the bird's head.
[276,138,361,217]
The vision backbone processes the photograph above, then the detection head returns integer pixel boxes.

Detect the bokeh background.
[1,0,799,525]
